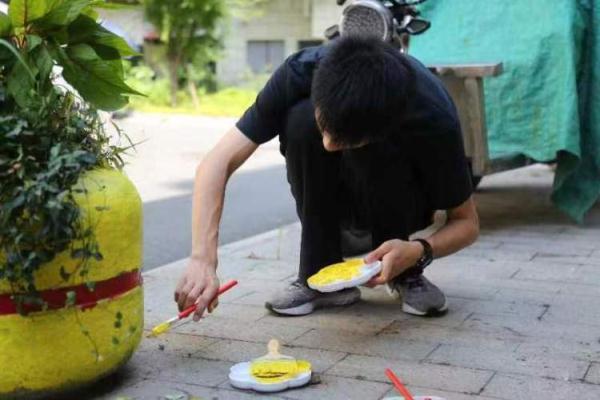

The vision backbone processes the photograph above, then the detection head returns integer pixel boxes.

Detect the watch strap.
[412,238,433,269]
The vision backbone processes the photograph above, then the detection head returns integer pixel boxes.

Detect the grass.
[129,87,258,117]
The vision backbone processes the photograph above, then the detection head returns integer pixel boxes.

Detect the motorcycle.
[324,0,431,53]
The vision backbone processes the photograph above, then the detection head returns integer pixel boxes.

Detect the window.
[246,40,285,74]
[298,40,323,50]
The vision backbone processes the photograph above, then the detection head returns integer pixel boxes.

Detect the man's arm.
[175,127,258,320]
[426,195,479,258]
[365,196,479,286]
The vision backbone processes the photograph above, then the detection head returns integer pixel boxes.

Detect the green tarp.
[411,0,599,222]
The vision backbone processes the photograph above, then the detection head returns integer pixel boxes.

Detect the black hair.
[311,36,415,146]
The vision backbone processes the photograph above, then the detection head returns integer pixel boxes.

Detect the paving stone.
[431,280,499,301]
[196,338,347,373]
[541,294,600,327]
[94,378,285,400]
[516,339,600,364]
[207,303,269,322]
[327,354,494,394]
[556,281,600,297]
[221,258,298,281]
[381,385,499,400]
[492,287,559,305]
[449,297,547,320]
[513,262,584,283]
[228,289,278,307]
[482,373,600,399]
[427,258,521,280]
[292,328,437,361]
[259,305,396,334]
[153,354,232,387]
[462,312,600,344]
[585,362,600,385]
[379,319,521,351]
[427,343,589,381]
[533,253,600,266]
[496,241,596,257]
[176,317,311,344]
[65,365,146,400]
[448,248,536,262]
[281,375,390,400]
[138,333,219,359]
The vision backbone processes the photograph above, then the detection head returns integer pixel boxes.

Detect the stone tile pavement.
[84,165,600,400]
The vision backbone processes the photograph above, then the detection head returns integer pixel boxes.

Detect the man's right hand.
[174,258,220,321]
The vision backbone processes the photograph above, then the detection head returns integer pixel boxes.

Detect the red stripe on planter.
[0,270,142,315]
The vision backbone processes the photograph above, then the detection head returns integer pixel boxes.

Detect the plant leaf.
[26,34,42,51]
[88,1,138,10]
[32,44,54,84]
[56,43,142,110]
[0,12,11,36]
[9,0,50,28]
[80,5,99,20]
[68,15,139,58]
[35,0,91,29]
[6,59,35,108]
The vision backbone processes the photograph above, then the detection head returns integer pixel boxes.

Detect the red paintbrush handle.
[385,368,414,400]
[178,279,238,319]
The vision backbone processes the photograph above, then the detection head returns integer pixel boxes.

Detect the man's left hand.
[363,239,424,287]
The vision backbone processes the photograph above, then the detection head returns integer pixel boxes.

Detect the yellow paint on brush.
[149,321,172,337]
[307,259,365,286]
[0,169,143,398]
[250,360,312,383]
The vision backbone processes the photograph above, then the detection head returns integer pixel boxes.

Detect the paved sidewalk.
[90,165,600,400]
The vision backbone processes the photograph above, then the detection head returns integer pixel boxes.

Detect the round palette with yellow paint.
[307,259,382,293]
[228,360,312,393]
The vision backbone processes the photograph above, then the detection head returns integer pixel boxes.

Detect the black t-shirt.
[237,45,472,211]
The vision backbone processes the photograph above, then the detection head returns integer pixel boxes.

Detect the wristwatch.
[412,238,433,269]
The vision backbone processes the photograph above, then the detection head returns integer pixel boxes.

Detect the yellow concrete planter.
[0,169,143,399]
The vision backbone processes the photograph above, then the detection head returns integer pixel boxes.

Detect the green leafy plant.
[143,0,270,108]
[0,0,140,312]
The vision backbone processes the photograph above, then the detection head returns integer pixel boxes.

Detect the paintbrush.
[385,368,415,400]
[148,279,238,338]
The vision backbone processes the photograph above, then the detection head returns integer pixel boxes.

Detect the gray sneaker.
[387,275,448,316]
[265,280,361,316]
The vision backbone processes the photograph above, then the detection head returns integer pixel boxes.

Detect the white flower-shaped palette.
[229,339,312,393]
[307,259,382,292]
[228,361,311,393]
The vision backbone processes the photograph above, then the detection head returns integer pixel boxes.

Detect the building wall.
[311,0,343,38]
[217,0,344,85]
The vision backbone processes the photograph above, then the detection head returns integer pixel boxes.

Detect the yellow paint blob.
[307,259,366,287]
[250,360,312,383]
[149,321,171,337]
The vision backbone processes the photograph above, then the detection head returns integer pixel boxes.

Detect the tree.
[144,0,270,108]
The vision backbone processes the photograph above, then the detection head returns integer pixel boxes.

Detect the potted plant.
[0,1,144,397]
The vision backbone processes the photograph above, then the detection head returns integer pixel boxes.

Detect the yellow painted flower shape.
[250,359,312,383]
[307,259,382,293]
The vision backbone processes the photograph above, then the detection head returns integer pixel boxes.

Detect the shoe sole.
[402,298,449,317]
[267,290,361,316]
